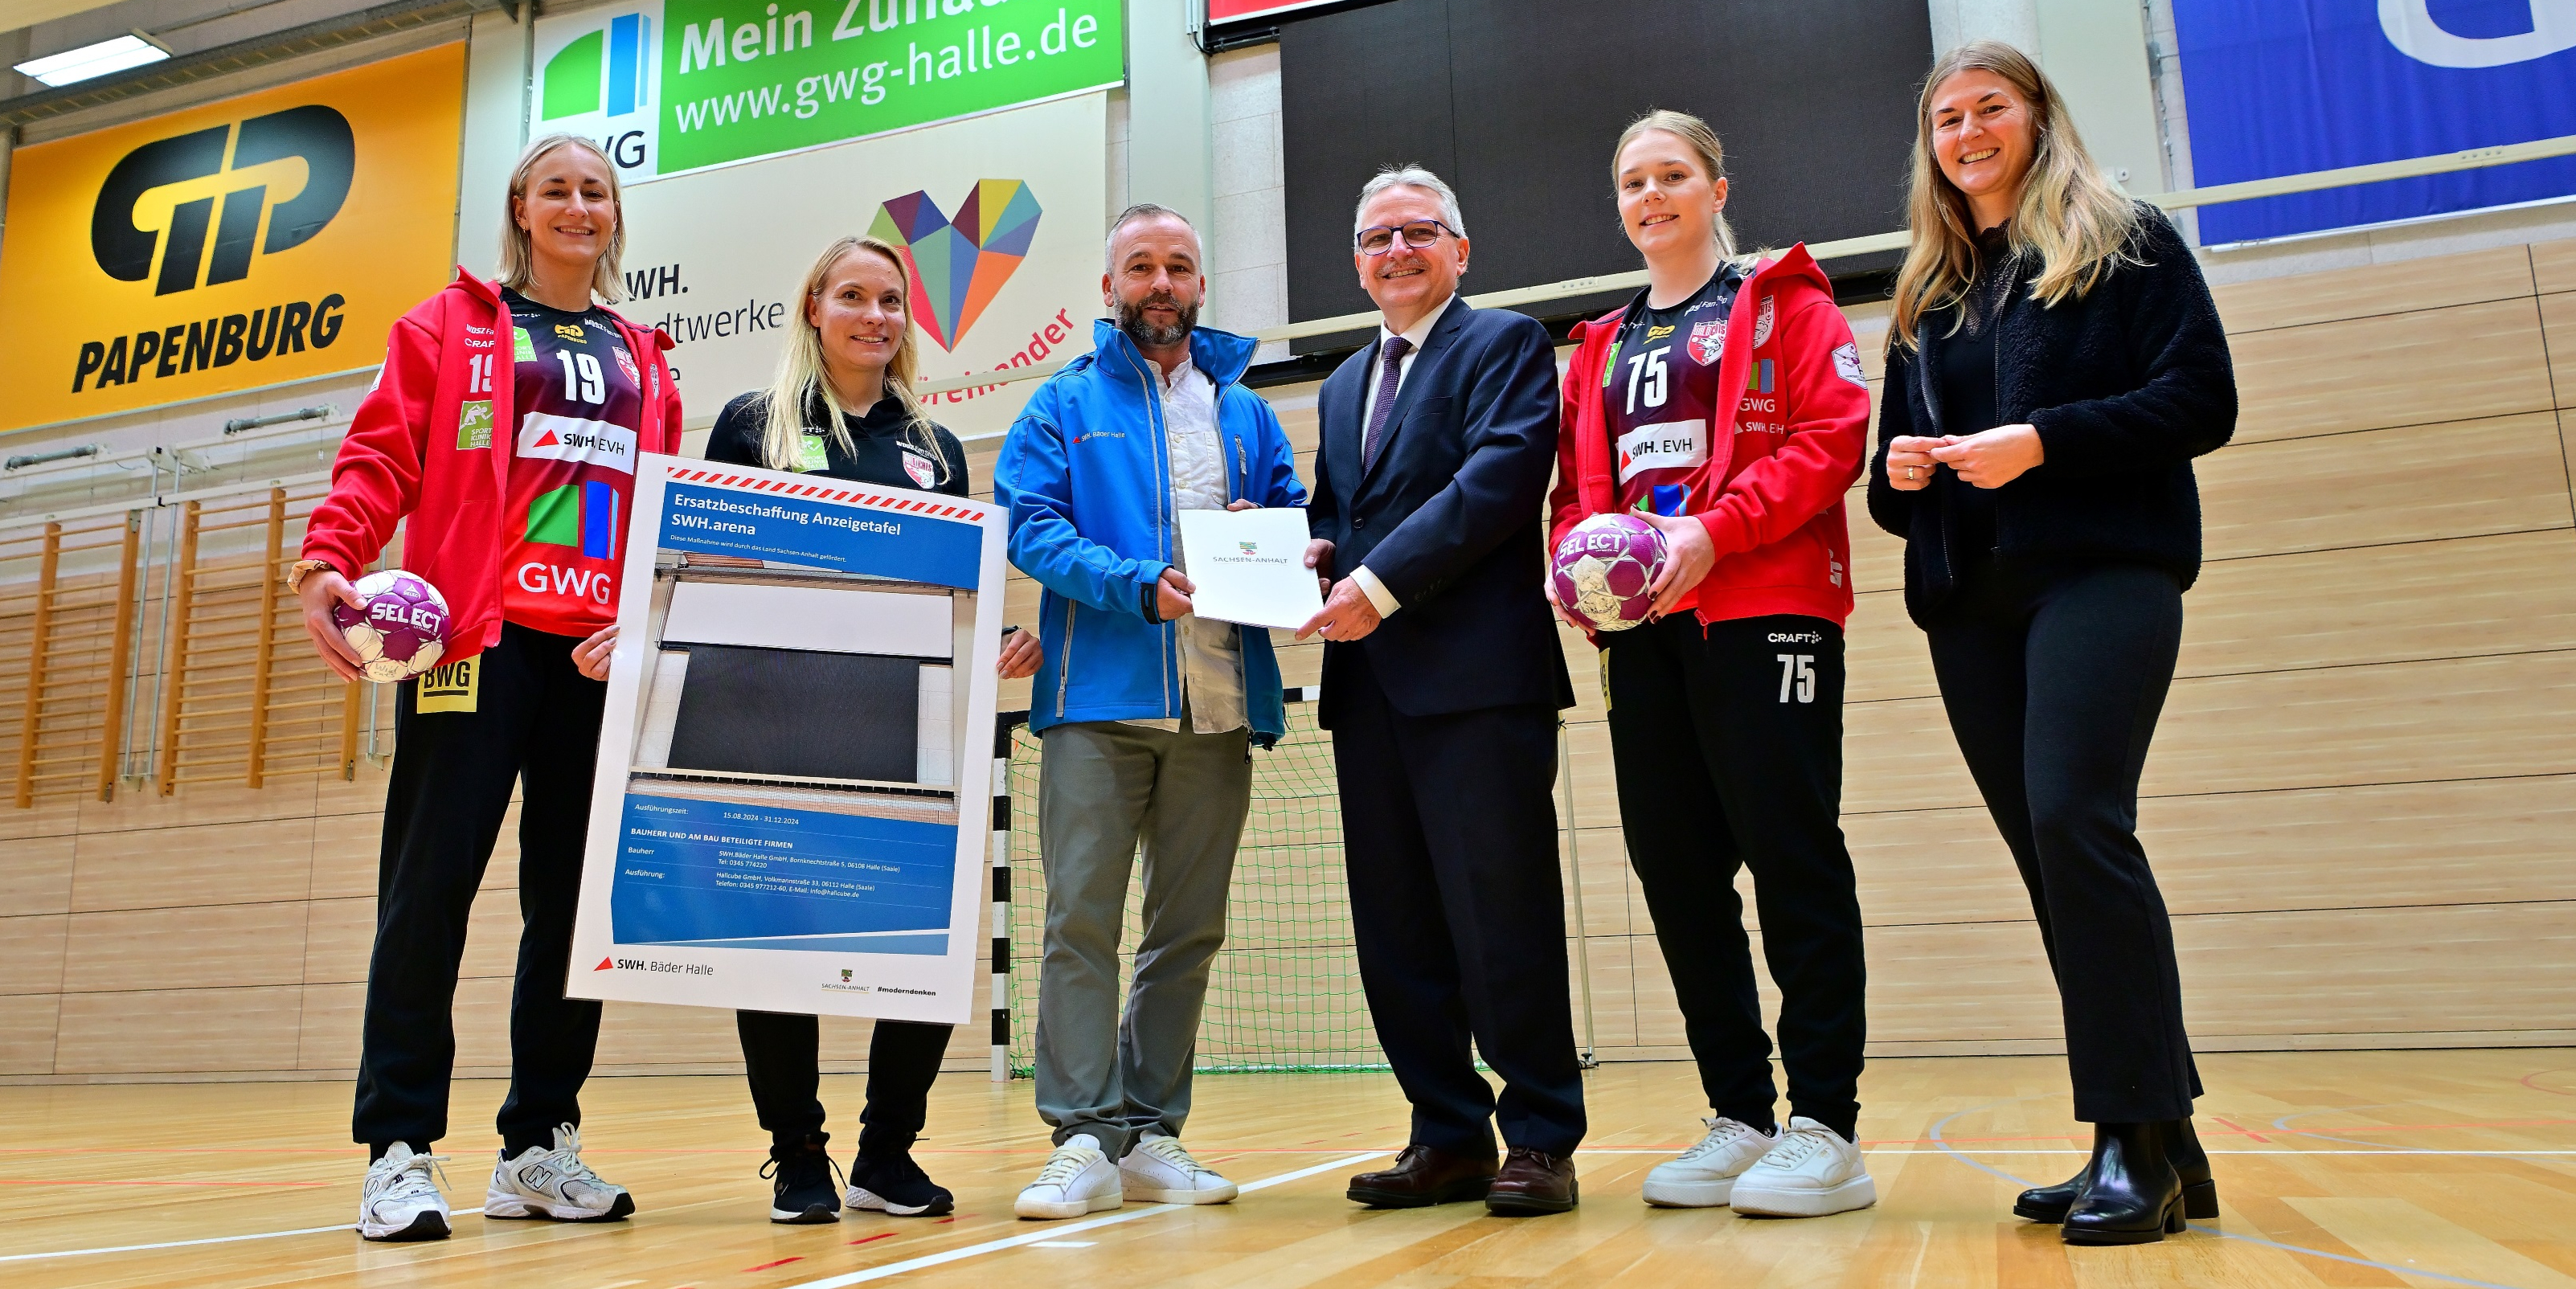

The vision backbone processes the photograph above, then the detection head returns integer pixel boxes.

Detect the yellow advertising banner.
[0,43,465,433]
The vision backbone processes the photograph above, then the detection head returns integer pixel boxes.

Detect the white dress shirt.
[1349,292,1457,616]
[1124,354,1247,736]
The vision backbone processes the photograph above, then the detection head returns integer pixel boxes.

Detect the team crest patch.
[1832,342,1869,388]
[903,448,938,489]
[1752,296,1775,348]
[612,344,639,386]
[1688,320,1726,365]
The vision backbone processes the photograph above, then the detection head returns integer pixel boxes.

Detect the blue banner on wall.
[658,482,983,588]
[610,794,957,955]
[2173,0,2576,244]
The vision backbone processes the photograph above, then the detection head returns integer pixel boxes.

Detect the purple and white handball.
[332,571,451,682]
[1549,513,1668,632]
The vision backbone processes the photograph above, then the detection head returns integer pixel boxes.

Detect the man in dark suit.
[1298,166,1583,1215]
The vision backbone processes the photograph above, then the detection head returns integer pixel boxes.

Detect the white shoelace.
[525,1123,612,1193]
[371,1152,450,1205]
[1132,1136,1208,1176]
[1677,1117,1761,1162]
[1764,1127,1831,1169]
[1035,1142,1103,1186]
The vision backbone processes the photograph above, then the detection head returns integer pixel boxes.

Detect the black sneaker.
[846,1149,955,1217]
[763,1136,843,1224]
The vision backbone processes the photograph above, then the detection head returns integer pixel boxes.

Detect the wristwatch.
[285,559,338,592]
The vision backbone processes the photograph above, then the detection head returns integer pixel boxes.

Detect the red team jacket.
[1549,244,1872,630]
[301,268,683,665]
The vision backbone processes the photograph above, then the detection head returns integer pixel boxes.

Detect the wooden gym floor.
[2,1050,2572,1287]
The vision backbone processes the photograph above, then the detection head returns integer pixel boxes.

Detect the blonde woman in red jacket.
[292,135,681,1243]
[1546,109,1874,1219]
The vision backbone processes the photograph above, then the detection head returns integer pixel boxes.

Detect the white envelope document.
[1176,506,1326,632]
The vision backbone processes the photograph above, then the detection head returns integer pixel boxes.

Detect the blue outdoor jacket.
[996,320,1308,745]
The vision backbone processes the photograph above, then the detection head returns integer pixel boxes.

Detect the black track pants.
[1925,559,2201,1123]
[1603,613,1865,1140]
[735,1013,953,1156]
[354,623,606,1157]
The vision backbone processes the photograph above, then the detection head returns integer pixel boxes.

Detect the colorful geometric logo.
[528,480,620,559]
[866,180,1042,351]
[542,10,653,121]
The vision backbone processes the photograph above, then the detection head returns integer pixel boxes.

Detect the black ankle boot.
[2013,1162,2091,1224]
[2018,1118,2217,1223]
[2062,1122,2184,1245]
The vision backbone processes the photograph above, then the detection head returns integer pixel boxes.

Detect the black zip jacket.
[1867,203,2236,624]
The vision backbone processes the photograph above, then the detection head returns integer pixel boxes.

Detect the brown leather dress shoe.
[1347,1144,1500,1208]
[1485,1146,1579,1215]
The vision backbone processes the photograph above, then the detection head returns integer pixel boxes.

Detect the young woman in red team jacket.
[292,135,682,1244]
[1546,110,1874,1219]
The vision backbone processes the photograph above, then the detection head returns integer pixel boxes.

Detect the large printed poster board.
[612,91,1107,440]
[0,44,463,432]
[529,0,1121,183]
[568,455,1005,1022]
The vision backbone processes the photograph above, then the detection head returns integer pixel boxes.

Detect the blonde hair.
[499,134,627,305]
[1890,41,2140,347]
[757,235,944,481]
[1611,110,1737,258]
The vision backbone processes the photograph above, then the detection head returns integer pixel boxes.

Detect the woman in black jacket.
[1870,42,2235,1246]
[707,233,1038,1224]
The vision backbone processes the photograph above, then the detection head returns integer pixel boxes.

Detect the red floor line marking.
[746,1256,805,1271]
[2522,1070,2575,1096]
[0,1180,328,1188]
[2212,1115,2273,1144]
[848,1234,894,1246]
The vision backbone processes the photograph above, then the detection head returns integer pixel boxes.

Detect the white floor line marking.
[778,1152,1387,1289]
[1030,1241,1095,1247]
[0,1206,487,1262]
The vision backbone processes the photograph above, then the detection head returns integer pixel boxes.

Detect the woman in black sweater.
[707,234,1038,1224]
[1870,43,2235,1246]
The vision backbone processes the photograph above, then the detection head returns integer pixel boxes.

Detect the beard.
[1116,289,1199,350]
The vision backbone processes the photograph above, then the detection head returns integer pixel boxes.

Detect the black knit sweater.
[1866,203,2237,624]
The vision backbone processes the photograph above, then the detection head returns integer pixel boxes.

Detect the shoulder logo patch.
[1752,296,1775,348]
[1831,342,1868,388]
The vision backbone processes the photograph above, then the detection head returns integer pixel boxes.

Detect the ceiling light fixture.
[13,31,172,88]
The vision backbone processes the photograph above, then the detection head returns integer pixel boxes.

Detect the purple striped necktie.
[1362,336,1411,473]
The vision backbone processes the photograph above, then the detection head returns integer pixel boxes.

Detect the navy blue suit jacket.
[1308,300,1574,724]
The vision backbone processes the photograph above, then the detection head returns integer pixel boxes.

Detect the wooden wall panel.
[7,235,2576,1081]
[2198,414,2573,560]
[2228,299,2553,444]
[2210,245,2537,334]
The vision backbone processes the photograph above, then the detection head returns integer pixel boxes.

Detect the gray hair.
[1353,166,1467,239]
[1104,202,1202,272]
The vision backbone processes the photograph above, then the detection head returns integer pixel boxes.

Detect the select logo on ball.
[1550,514,1669,633]
[332,570,453,681]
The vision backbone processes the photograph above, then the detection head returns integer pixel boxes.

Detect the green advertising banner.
[531,0,1124,182]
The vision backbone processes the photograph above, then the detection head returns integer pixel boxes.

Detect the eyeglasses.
[1355,219,1461,255]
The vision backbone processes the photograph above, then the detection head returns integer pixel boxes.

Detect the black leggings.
[1604,613,1866,1140]
[736,1013,953,1156]
[354,623,605,1157]
[1927,559,2201,1123]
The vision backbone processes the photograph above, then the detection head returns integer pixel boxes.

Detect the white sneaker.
[1728,1116,1877,1217]
[1642,1116,1778,1208]
[1118,1132,1239,1205]
[358,1143,452,1241]
[1014,1132,1122,1220]
[484,1123,636,1222]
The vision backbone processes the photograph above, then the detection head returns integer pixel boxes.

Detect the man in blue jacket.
[993,203,1308,1221]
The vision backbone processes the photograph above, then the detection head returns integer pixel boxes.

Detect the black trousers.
[354,623,605,1156]
[735,1012,952,1156]
[1926,559,2201,1123]
[1603,613,1866,1140]
[1329,647,1586,1156]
